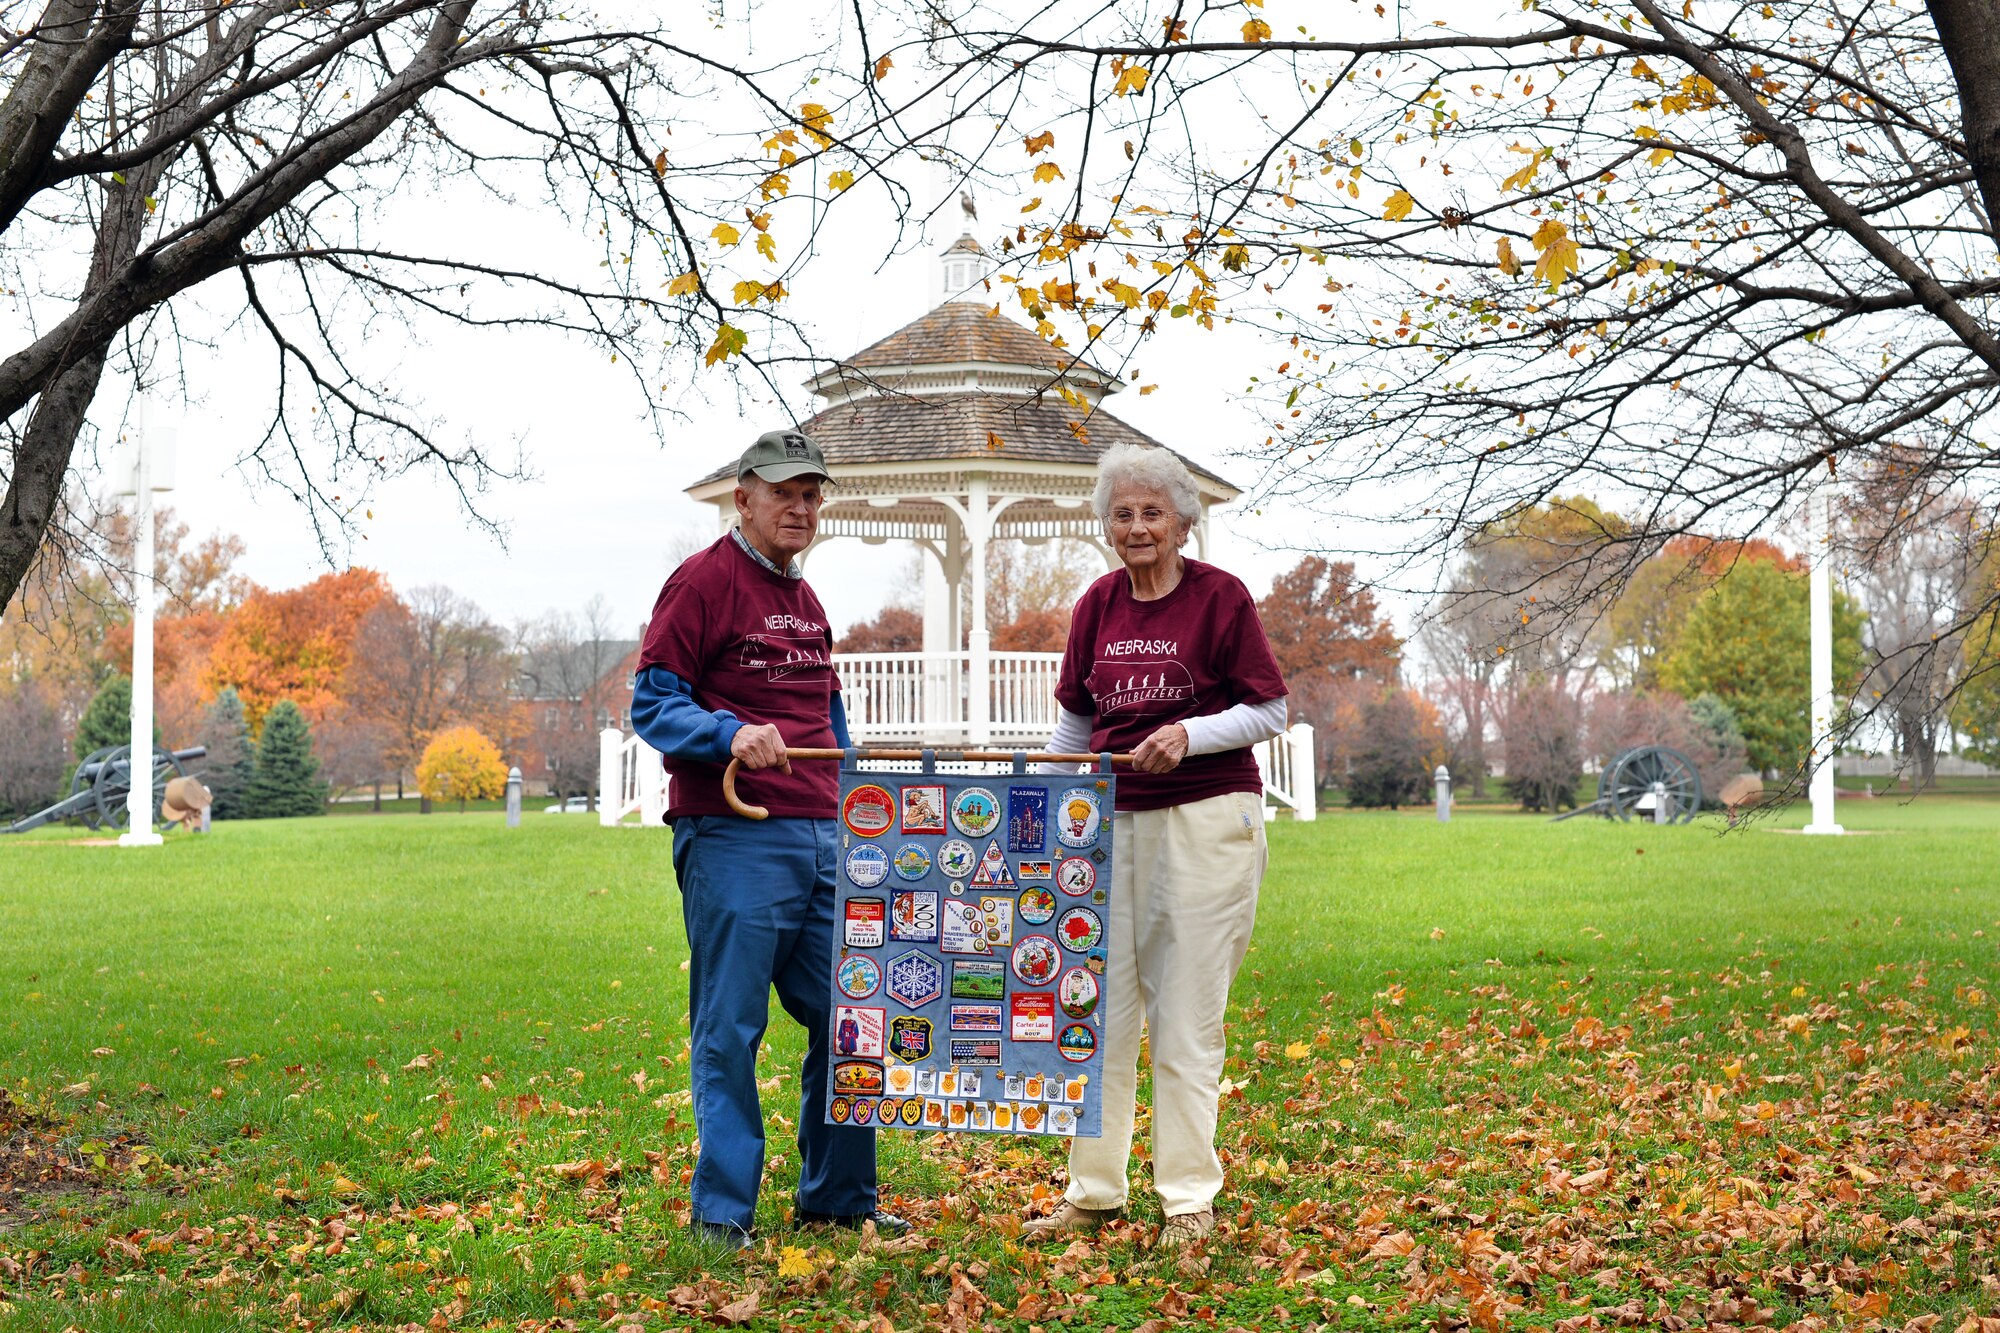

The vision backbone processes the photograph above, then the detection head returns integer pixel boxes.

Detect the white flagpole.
[119,401,164,846]
[1801,484,1844,836]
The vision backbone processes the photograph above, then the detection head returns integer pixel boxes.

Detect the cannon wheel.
[89,746,195,833]
[1606,745,1702,824]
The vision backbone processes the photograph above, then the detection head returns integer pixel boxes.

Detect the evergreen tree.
[1346,689,1434,810]
[242,701,328,818]
[73,675,157,760]
[201,687,257,820]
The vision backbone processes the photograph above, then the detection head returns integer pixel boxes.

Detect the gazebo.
[599,234,1316,825]
[683,233,1238,746]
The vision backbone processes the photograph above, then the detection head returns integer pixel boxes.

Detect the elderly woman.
[1023,442,1288,1250]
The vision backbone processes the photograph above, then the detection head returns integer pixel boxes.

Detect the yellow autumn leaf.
[1033,161,1064,183]
[1382,189,1415,221]
[1242,17,1272,42]
[1647,146,1676,167]
[1019,196,1042,212]
[777,1245,814,1279]
[1532,226,1579,290]
[1114,65,1150,96]
[828,169,855,193]
[1531,217,1568,250]
[1284,1041,1310,1061]
[665,271,700,296]
[1138,383,1158,394]
[873,53,893,81]
[704,324,748,366]
[755,231,778,261]
[1631,57,1660,82]
[1105,280,1142,308]
[711,222,741,247]
[1496,237,1521,276]
[759,172,790,201]
[1024,130,1055,155]
[799,103,834,148]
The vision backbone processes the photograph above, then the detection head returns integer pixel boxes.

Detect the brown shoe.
[1154,1209,1216,1250]
[1021,1200,1121,1240]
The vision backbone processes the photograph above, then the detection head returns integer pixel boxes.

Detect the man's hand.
[731,723,792,774]
[1131,722,1189,774]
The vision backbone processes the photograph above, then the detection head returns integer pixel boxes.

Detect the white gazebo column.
[966,474,992,746]
[1803,485,1844,835]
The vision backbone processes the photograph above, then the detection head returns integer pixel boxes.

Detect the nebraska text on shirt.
[1100,638,1178,657]
[764,612,824,633]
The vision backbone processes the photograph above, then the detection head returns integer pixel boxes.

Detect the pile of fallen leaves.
[0,1089,140,1233]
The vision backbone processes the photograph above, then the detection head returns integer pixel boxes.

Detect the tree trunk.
[1930,0,2000,252]
[371,781,381,812]
[419,794,431,814]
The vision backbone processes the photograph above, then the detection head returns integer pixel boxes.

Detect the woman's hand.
[1130,722,1189,774]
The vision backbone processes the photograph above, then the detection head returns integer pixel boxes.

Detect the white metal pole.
[120,411,163,846]
[1802,485,1844,835]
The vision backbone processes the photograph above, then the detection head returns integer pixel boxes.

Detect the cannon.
[4,744,207,835]
[1551,744,1703,825]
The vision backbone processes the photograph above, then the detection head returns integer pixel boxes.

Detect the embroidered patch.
[1057,1023,1097,1063]
[900,1097,923,1126]
[899,784,946,834]
[1011,934,1060,986]
[1055,856,1096,898]
[949,959,1006,1000]
[951,787,1001,838]
[877,1096,900,1123]
[977,895,1015,947]
[1010,992,1055,1042]
[1050,1104,1079,1135]
[844,844,889,889]
[936,839,977,880]
[950,1002,1002,1033]
[884,1065,915,1097]
[833,1005,885,1058]
[890,889,937,943]
[939,898,991,955]
[1006,786,1048,852]
[1016,859,1053,881]
[829,1096,852,1123]
[851,1098,876,1125]
[1057,907,1102,952]
[842,785,896,838]
[923,1099,946,1127]
[887,1015,933,1062]
[951,1038,1002,1067]
[1058,966,1100,1019]
[970,839,1014,888]
[833,1060,884,1095]
[1055,788,1102,848]
[843,895,885,946]
[885,950,942,1008]
[836,954,881,999]
[892,842,933,881]
[1017,887,1057,925]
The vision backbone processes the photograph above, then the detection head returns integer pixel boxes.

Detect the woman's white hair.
[1092,443,1200,527]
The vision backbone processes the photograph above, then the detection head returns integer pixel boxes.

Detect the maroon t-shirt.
[638,536,840,819]
[1055,559,1287,812]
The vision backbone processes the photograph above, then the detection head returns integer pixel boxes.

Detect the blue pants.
[671,814,877,1233]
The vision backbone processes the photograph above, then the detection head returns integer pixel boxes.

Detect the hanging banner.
[826,760,1113,1137]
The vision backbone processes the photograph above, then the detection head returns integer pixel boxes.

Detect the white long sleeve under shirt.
[1038,696,1289,772]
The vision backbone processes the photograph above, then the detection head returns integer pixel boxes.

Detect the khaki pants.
[1064,789,1265,1218]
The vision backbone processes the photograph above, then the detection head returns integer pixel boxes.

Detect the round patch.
[1055,787,1102,848]
[1012,934,1061,986]
[899,1097,924,1127]
[837,954,881,999]
[1059,966,1100,1018]
[1018,886,1057,925]
[892,843,932,880]
[843,785,897,838]
[1057,907,1103,952]
[951,787,1001,838]
[851,1098,876,1126]
[877,1097,899,1125]
[948,879,966,897]
[937,839,976,879]
[828,1096,852,1124]
[1058,1022,1097,1063]
[845,843,890,888]
[1055,856,1096,898]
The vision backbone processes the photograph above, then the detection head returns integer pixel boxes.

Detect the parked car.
[543,796,592,814]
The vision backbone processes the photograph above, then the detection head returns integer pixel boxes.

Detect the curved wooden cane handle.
[722,756,769,821]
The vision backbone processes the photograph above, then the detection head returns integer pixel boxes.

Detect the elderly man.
[631,429,908,1250]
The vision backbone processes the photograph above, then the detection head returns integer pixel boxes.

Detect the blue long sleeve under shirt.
[630,665,850,765]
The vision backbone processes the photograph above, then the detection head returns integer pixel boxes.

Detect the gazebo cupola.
[685,226,1240,745]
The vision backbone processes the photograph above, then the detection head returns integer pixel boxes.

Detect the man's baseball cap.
[738,428,833,484]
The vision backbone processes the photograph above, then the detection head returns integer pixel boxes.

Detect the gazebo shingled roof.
[837,301,1117,380]
[690,393,1231,492]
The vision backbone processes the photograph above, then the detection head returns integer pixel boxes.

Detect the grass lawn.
[0,796,1996,1330]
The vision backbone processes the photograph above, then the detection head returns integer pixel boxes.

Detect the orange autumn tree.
[203,569,391,733]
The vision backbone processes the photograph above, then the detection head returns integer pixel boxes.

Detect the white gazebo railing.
[837,650,1063,745]
[597,676,1317,824]
[1257,722,1318,822]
